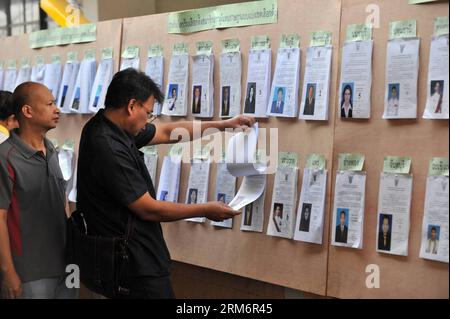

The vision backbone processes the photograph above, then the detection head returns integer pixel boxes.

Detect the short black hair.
[0,91,13,121]
[431,227,437,232]
[104,68,164,109]
[277,87,283,94]
[340,211,346,217]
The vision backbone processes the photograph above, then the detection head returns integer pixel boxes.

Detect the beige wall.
[81,0,256,22]
[155,0,258,13]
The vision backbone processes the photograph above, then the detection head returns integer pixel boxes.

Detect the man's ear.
[21,105,33,119]
[126,99,136,115]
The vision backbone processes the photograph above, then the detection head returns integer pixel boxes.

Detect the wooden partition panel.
[1,0,447,298]
[327,0,449,299]
[121,0,342,295]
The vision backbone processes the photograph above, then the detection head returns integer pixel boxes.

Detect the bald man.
[0,82,76,299]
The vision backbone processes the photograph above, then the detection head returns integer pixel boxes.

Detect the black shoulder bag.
[66,210,134,298]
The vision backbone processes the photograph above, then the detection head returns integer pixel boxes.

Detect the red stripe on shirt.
[6,160,22,256]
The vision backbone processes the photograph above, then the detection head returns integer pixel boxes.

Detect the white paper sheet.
[299,46,332,121]
[69,58,97,114]
[185,159,211,223]
[293,168,328,244]
[143,153,158,187]
[68,165,77,203]
[88,58,113,113]
[191,54,214,118]
[338,41,373,119]
[0,68,4,90]
[243,49,271,118]
[156,155,181,203]
[376,173,413,256]
[266,166,298,239]
[423,35,449,119]
[226,123,265,177]
[14,65,31,89]
[58,148,74,181]
[383,38,420,119]
[31,64,46,84]
[3,68,17,92]
[120,58,139,71]
[57,61,80,113]
[419,175,449,263]
[267,48,300,118]
[145,56,164,115]
[331,171,366,249]
[219,52,242,118]
[228,174,266,211]
[211,162,237,228]
[162,54,189,116]
[43,63,62,99]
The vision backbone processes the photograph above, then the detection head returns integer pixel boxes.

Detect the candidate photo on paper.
[387,83,400,117]
[272,203,284,233]
[430,80,444,114]
[335,208,349,243]
[378,213,392,251]
[217,192,226,203]
[244,82,256,113]
[340,83,354,118]
[168,83,178,111]
[303,83,316,116]
[271,87,285,114]
[192,85,202,114]
[221,86,231,116]
[187,188,198,204]
[243,203,253,226]
[426,225,440,255]
[159,190,169,201]
[299,203,312,232]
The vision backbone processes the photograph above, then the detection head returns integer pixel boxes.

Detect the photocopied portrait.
[270,87,285,114]
[221,86,231,116]
[192,85,202,114]
[299,203,312,232]
[303,83,316,116]
[168,83,178,111]
[335,208,349,243]
[217,193,226,203]
[272,203,284,233]
[340,83,353,118]
[244,82,256,114]
[243,203,253,226]
[378,214,392,251]
[159,190,169,202]
[187,188,198,204]
[425,225,440,254]
[387,83,400,116]
[430,80,444,114]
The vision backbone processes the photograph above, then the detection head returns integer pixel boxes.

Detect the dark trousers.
[117,276,175,299]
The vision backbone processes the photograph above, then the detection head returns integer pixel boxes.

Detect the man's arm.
[128,193,240,222]
[0,210,22,299]
[149,115,255,145]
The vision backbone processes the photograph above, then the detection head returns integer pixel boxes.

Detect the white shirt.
[388,97,399,116]
[430,92,441,113]
[342,103,352,118]
[426,239,439,254]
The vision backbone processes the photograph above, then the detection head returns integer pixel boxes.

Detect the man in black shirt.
[77,68,254,298]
